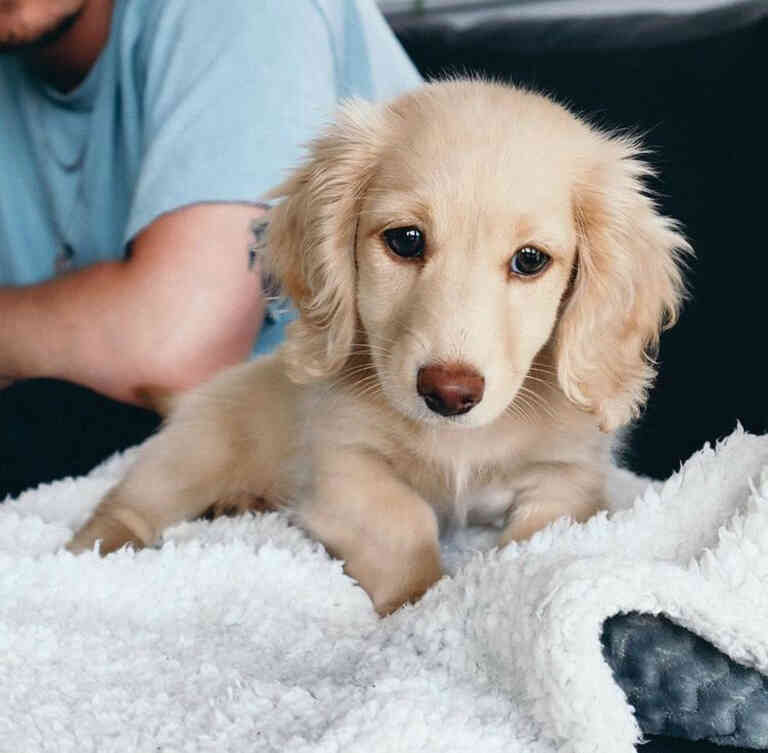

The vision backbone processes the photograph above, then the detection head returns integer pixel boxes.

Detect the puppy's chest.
[394,454,518,527]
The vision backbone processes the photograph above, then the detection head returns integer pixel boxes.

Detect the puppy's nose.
[417,363,485,416]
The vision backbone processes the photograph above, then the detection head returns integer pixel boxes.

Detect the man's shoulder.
[117,0,333,84]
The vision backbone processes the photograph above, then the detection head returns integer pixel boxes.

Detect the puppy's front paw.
[67,514,146,555]
[499,498,602,546]
[365,544,443,616]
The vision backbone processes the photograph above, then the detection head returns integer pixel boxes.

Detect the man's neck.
[26,0,114,92]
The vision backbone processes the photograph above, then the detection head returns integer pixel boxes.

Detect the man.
[0,0,420,493]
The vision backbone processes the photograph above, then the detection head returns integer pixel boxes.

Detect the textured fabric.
[603,612,768,747]
[2,427,768,752]
[0,0,420,350]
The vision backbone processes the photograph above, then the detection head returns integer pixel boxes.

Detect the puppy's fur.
[69,81,690,615]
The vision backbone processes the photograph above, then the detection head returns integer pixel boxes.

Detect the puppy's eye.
[509,246,550,277]
[382,226,425,259]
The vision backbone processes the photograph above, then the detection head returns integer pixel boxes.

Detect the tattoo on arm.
[248,218,269,272]
[247,213,281,323]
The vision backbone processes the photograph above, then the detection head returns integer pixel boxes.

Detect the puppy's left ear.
[555,137,692,431]
[266,100,386,383]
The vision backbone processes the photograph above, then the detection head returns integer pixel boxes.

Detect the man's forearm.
[0,205,268,406]
[0,261,168,404]
[0,258,266,405]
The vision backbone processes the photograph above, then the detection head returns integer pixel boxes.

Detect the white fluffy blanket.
[2,426,768,753]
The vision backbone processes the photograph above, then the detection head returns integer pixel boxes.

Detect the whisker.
[521,375,558,393]
[516,386,557,420]
[528,362,557,377]
[504,401,532,425]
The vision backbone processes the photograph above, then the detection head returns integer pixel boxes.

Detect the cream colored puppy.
[69,80,690,615]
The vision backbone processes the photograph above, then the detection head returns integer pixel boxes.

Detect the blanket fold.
[2,427,768,753]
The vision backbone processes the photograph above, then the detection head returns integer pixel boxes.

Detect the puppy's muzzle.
[417,363,485,417]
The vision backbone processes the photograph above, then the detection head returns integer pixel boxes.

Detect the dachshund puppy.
[69,80,690,615]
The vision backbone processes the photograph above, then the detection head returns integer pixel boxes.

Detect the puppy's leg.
[68,357,295,555]
[67,427,236,555]
[500,462,605,546]
[301,448,443,616]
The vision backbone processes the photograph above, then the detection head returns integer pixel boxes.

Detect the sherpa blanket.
[2,427,768,753]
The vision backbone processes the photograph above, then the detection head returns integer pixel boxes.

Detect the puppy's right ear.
[266,100,385,383]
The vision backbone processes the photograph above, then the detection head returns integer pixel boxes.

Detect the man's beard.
[0,6,82,52]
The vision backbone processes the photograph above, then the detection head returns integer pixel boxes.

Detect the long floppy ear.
[555,136,692,431]
[265,100,386,383]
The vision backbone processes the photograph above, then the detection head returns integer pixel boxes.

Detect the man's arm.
[0,203,267,406]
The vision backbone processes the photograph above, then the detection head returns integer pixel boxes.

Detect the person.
[0,0,421,496]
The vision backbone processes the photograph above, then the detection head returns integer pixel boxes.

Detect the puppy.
[68,80,690,615]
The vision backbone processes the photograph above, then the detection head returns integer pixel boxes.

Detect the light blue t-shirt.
[0,0,420,352]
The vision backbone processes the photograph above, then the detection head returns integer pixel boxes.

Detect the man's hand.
[0,203,268,407]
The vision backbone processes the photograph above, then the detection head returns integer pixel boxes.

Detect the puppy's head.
[267,80,690,431]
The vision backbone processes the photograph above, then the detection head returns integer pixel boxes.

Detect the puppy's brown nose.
[417,363,485,416]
